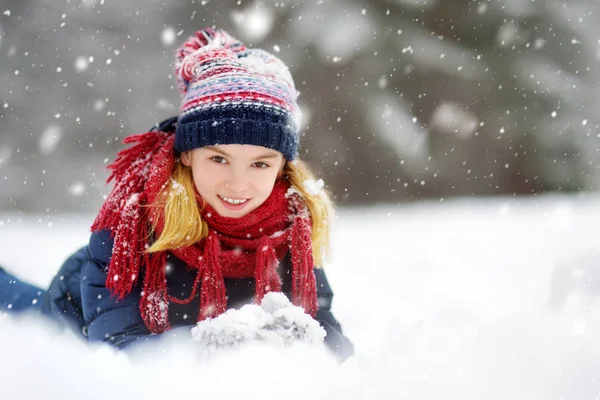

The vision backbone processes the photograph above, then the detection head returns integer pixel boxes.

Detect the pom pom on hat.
[174,28,246,96]
[173,27,301,160]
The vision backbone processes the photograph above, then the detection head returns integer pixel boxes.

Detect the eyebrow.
[205,146,280,161]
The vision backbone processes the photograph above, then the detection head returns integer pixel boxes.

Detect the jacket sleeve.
[314,268,354,361]
[80,229,190,350]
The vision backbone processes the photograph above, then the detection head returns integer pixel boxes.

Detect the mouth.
[218,195,251,211]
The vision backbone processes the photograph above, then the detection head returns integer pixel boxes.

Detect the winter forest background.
[2,0,598,212]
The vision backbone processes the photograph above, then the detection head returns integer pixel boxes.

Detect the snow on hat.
[174,27,301,160]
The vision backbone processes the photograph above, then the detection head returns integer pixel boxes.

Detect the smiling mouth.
[218,195,250,205]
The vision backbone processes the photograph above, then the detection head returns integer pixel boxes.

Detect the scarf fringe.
[140,251,171,334]
[255,236,282,304]
[291,215,318,317]
[199,233,227,320]
[105,195,146,298]
[92,130,173,300]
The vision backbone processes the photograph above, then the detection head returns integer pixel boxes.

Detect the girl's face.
[181,144,285,218]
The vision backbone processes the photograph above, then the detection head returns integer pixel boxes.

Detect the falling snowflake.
[302,179,325,196]
[38,125,62,155]
[161,26,176,46]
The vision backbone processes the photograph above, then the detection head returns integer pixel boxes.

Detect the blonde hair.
[146,158,333,266]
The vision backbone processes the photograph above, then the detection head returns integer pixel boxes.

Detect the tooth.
[220,196,247,205]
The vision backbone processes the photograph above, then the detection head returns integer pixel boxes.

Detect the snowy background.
[3,193,600,399]
[3,0,600,212]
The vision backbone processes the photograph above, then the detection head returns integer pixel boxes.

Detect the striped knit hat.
[174,27,301,160]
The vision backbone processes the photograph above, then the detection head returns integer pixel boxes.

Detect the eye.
[211,156,227,164]
[253,161,270,169]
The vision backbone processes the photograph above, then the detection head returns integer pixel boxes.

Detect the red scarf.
[91,130,317,334]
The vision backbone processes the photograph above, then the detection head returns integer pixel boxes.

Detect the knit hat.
[174,27,301,160]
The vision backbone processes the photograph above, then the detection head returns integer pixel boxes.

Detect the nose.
[224,169,249,193]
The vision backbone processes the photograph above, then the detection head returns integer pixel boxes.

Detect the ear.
[180,151,192,167]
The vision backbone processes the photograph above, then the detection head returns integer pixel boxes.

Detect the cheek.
[191,165,221,194]
[255,170,280,196]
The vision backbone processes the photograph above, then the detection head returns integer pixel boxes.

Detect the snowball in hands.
[191,292,326,350]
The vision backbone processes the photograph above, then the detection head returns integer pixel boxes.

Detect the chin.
[214,204,254,219]
[217,210,241,218]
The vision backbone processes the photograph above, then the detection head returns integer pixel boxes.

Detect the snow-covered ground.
[2,193,600,399]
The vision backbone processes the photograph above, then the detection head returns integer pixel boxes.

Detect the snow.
[125,193,139,208]
[429,102,478,139]
[496,22,521,47]
[68,182,86,197]
[156,97,176,112]
[302,178,324,196]
[231,3,275,42]
[38,125,62,155]
[269,230,285,239]
[161,26,176,47]
[312,4,374,65]
[170,178,185,196]
[2,193,600,398]
[93,99,105,112]
[74,56,89,72]
[191,292,325,355]
[0,144,11,168]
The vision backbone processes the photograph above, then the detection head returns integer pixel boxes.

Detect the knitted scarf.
[91,128,317,334]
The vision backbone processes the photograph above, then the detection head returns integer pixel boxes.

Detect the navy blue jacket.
[44,229,354,360]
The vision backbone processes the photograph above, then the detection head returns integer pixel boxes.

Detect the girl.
[0,27,353,360]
